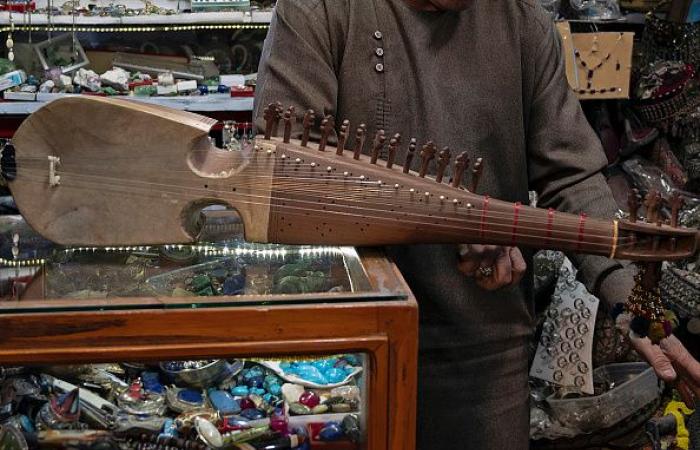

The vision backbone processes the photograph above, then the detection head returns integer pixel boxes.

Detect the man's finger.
[661,336,700,385]
[493,251,513,285]
[631,334,677,382]
[509,247,527,285]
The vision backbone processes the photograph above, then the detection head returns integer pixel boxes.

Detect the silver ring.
[478,266,494,277]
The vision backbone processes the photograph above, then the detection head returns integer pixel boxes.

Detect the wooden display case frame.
[0,248,418,450]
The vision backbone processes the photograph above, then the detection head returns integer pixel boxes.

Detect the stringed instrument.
[2,96,696,266]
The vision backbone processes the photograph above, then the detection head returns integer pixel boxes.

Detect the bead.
[648,321,666,344]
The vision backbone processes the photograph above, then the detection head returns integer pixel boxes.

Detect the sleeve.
[253,0,341,138]
[522,5,635,307]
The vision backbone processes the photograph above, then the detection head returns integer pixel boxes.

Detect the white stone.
[100,67,130,91]
[20,84,36,93]
[73,68,101,92]
[281,383,305,405]
[39,80,55,93]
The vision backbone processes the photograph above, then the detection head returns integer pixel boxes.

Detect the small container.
[546,362,662,433]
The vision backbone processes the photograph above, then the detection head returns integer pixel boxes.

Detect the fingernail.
[662,369,676,379]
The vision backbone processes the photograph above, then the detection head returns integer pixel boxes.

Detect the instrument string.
[14,164,612,233]
[12,171,634,253]
[14,167,617,239]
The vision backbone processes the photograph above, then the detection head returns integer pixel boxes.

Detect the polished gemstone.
[299,391,320,408]
[177,389,203,405]
[311,404,329,414]
[231,386,249,397]
[208,390,241,415]
[325,368,346,384]
[331,403,352,413]
[240,408,266,420]
[289,402,311,415]
[239,398,255,410]
[319,422,344,441]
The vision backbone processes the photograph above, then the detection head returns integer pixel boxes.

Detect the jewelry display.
[639,1,700,69]
[530,257,599,395]
[557,23,633,100]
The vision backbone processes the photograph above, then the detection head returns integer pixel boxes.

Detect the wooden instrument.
[3,96,698,264]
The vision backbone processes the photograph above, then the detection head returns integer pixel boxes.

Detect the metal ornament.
[530,258,599,394]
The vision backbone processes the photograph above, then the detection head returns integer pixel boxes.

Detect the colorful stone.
[319,422,344,441]
[325,368,346,384]
[208,390,241,415]
[289,402,311,415]
[311,404,329,414]
[299,391,320,408]
[240,408,266,420]
[239,398,255,410]
[177,389,204,406]
[270,407,289,435]
[231,386,249,397]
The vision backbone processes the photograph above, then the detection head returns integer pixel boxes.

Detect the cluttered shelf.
[0,92,254,113]
[0,10,273,28]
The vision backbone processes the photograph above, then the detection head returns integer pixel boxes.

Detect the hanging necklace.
[573,32,624,95]
[6,5,14,62]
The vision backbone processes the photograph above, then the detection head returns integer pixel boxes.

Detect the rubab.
[3,96,696,261]
[2,97,699,341]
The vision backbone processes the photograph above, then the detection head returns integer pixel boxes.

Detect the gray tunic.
[254,1,633,448]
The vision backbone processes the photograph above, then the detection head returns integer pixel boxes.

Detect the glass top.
[0,210,408,314]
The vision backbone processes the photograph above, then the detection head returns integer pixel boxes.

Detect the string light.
[0,23,269,32]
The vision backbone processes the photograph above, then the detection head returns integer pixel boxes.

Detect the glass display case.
[0,212,418,449]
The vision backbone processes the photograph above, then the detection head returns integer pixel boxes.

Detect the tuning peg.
[451,152,469,188]
[403,138,417,174]
[469,158,483,192]
[337,119,350,155]
[318,115,334,152]
[301,110,315,147]
[352,124,367,160]
[418,142,437,178]
[670,191,684,227]
[386,133,401,168]
[263,103,279,140]
[370,130,386,164]
[282,106,295,144]
[627,188,640,223]
[271,102,283,137]
[644,190,661,224]
[436,147,451,184]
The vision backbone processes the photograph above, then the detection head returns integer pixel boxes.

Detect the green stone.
[311,404,329,414]
[196,286,214,296]
[192,275,211,291]
[134,85,156,96]
[331,403,352,413]
[289,402,311,415]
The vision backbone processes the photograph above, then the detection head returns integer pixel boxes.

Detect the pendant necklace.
[573,32,624,95]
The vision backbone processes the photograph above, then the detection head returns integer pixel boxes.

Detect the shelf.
[0,10,272,27]
[0,92,254,114]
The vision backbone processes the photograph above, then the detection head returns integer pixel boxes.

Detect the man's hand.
[458,244,527,290]
[631,334,700,408]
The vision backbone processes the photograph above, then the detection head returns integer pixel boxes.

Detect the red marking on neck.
[511,202,522,246]
[546,208,555,245]
[577,212,588,251]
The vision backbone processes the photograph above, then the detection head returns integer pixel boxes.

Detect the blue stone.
[325,368,346,384]
[226,417,251,428]
[240,408,266,420]
[231,385,249,396]
[177,389,204,405]
[142,371,165,394]
[279,362,291,370]
[295,364,328,385]
[19,415,35,433]
[197,86,209,95]
[264,374,279,386]
[209,390,241,415]
[263,393,273,403]
[268,383,281,395]
[247,375,264,389]
[217,85,230,93]
[250,388,266,396]
[223,274,246,295]
[319,422,344,441]
[312,359,335,372]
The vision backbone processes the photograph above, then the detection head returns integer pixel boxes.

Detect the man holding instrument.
[253,0,700,447]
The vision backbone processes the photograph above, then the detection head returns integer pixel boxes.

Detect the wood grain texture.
[0,249,418,450]
[10,96,273,245]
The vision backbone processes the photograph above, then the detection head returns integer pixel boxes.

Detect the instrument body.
[5,97,698,263]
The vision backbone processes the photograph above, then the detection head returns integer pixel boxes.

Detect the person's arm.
[522,2,700,397]
[253,0,342,135]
